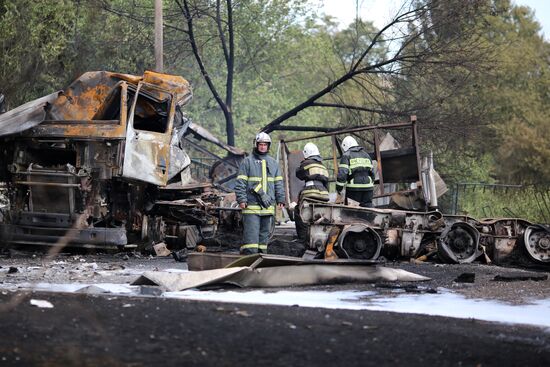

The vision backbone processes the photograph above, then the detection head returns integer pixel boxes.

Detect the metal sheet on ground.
[224,253,379,269]
[132,263,429,291]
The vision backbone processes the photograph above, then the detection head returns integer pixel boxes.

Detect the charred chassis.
[0,71,240,250]
[300,199,550,266]
[278,120,549,266]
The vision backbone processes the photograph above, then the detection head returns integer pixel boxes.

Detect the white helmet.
[341,136,359,152]
[303,143,320,159]
[255,132,272,145]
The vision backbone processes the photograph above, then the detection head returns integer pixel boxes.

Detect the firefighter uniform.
[235,137,285,254]
[336,136,375,207]
[294,145,329,239]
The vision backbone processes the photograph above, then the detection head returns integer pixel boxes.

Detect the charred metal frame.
[285,117,549,266]
[279,117,422,205]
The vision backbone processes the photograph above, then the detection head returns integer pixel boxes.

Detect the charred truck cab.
[0,71,217,249]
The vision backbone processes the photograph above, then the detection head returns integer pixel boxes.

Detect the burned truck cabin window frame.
[127,87,171,134]
[91,84,123,121]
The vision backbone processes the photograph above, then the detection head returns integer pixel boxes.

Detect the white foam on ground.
[164,288,550,328]
[164,289,376,310]
[2,280,550,328]
[364,290,550,327]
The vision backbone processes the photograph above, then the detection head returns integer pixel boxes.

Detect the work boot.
[240,248,259,255]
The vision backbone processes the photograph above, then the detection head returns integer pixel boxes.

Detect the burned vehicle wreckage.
[0,71,548,269]
[276,121,550,267]
[0,71,243,251]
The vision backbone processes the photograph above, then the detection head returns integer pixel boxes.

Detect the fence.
[448,182,550,223]
[189,157,218,182]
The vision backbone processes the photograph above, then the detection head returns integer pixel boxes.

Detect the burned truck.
[278,120,550,266]
[0,71,242,250]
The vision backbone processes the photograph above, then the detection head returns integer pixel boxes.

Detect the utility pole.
[154,0,163,72]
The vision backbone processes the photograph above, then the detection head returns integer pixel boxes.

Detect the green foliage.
[0,0,156,107]
[437,141,550,223]
[68,0,155,77]
[480,0,550,183]
[2,0,549,193]
[394,0,550,188]
[453,184,550,223]
[165,0,346,149]
[0,0,77,105]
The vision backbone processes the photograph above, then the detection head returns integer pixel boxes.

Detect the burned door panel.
[122,83,174,186]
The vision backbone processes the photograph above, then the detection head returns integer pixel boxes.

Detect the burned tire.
[438,222,481,263]
[524,225,550,263]
[336,225,382,260]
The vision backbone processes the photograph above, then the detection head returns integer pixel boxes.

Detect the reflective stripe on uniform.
[246,176,262,182]
[338,163,349,169]
[253,182,262,192]
[301,189,329,195]
[304,163,328,176]
[237,175,249,180]
[242,204,275,215]
[336,182,345,187]
[347,183,373,188]
[347,176,373,188]
[240,244,259,250]
[258,244,268,250]
[261,159,267,193]
[349,157,372,170]
[241,175,281,183]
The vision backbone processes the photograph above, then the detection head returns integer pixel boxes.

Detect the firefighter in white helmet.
[234,132,285,254]
[336,136,375,207]
[294,142,330,239]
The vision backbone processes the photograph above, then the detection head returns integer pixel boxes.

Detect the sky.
[321,0,550,40]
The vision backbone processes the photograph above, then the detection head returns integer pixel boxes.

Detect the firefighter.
[336,136,375,207]
[294,142,329,239]
[235,132,285,255]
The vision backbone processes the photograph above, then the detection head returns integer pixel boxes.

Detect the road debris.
[132,254,429,291]
[493,273,548,282]
[29,299,54,308]
[454,273,476,283]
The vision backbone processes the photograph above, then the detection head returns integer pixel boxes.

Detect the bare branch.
[311,102,411,117]
[216,0,230,63]
[175,0,235,145]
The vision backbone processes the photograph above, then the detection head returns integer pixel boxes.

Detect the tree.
[480,1,550,183]
[168,0,338,146]
[261,0,489,133]
[0,1,76,106]
[0,0,157,107]
[171,0,236,145]
[398,0,550,184]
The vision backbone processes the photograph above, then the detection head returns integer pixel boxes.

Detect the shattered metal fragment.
[493,273,548,282]
[454,273,476,283]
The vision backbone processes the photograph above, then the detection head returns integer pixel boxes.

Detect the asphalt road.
[0,291,549,367]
